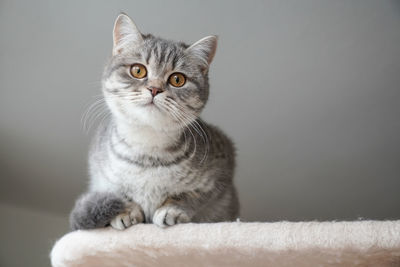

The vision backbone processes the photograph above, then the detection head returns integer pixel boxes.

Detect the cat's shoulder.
[202,120,235,151]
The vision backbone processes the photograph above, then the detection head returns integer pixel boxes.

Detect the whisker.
[81,98,106,133]
[163,98,210,163]
[81,96,112,134]
[157,102,197,157]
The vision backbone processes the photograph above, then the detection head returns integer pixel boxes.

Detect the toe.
[165,211,178,226]
[110,214,131,230]
[129,207,144,225]
[121,214,132,228]
[176,212,190,223]
[110,217,124,230]
[153,208,168,228]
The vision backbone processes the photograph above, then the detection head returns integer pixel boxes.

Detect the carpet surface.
[51,220,400,267]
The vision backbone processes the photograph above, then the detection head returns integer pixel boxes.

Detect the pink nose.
[147,86,164,97]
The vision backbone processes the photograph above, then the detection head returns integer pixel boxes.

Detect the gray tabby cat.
[70,13,239,230]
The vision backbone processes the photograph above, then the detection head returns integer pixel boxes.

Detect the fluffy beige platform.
[51,220,400,267]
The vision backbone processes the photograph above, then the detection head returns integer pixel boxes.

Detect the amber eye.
[130,64,147,79]
[168,73,186,87]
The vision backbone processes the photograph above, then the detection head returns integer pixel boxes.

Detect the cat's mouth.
[141,99,161,111]
[130,96,167,115]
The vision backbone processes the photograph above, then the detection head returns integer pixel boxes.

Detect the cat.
[70,13,239,230]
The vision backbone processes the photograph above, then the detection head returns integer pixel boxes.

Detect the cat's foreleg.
[109,201,144,230]
[152,192,207,227]
[69,191,144,230]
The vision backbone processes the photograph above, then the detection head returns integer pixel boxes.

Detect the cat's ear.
[113,13,143,55]
[186,35,218,68]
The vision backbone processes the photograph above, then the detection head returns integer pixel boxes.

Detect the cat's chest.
[101,129,196,220]
[111,162,191,220]
[118,165,183,195]
[107,139,192,195]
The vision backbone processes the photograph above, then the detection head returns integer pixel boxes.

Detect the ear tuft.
[113,13,143,55]
[186,35,218,67]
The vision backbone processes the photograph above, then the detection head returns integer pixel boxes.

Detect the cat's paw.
[110,202,144,230]
[152,206,190,228]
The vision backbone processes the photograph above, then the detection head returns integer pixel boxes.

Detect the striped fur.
[70,13,239,229]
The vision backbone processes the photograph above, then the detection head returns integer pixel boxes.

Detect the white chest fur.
[91,122,196,222]
[100,158,193,221]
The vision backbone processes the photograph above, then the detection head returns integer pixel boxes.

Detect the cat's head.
[102,13,217,131]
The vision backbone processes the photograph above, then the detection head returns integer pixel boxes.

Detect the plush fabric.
[51,220,400,267]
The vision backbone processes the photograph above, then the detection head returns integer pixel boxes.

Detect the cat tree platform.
[51,220,400,267]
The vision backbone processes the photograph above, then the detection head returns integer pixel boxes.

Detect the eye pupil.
[175,76,179,83]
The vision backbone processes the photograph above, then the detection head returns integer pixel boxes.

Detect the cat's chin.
[120,106,178,131]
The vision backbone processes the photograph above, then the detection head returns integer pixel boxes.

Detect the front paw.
[110,202,144,230]
[153,206,190,228]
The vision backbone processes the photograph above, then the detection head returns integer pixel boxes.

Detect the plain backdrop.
[0,1,399,265]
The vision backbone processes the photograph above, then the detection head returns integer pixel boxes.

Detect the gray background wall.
[0,0,399,266]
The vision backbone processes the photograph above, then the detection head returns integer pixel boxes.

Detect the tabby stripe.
[165,48,174,66]
[145,50,152,64]
[172,54,179,70]
[108,133,195,168]
[108,138,140,165]
[105,83,133,93]
[152,45,157,62]
[165,131,187,153]
[185,104,200,112]
[159,45,166,65]
[104,63,126,79]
